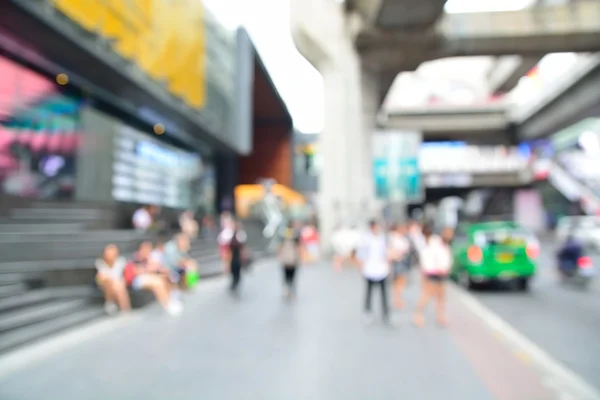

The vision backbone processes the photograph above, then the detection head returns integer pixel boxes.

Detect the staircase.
[542,161,600,216]
[0,284,105,354]
[481,189,515,220]
[0,200,221,354]
[551,157,600,215]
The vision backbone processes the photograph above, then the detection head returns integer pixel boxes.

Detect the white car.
[556,216,600,251]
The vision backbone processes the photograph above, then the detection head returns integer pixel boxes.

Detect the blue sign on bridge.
[373,157,421,202]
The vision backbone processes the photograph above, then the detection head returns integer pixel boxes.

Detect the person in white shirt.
[388,223,411,309]
[132,206,152,231]
[218,218,235,270]
[330,224,344,270]
[354,220,391,325]
[95,244,131,315]
[180,211,199,240]
[413,225,453,327]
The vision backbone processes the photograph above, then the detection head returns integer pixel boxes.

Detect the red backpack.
[123,261,137,285]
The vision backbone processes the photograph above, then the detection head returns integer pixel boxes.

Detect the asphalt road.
[472,238,600,391]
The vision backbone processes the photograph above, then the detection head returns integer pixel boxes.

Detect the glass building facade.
[112,125,203,209]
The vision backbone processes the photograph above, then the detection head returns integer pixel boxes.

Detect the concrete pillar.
[316,45,379,249]
[292,0,380,250]
[360,71,379,217]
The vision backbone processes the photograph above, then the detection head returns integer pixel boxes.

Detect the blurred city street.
[2,257,595,400]
[1,1,600,399]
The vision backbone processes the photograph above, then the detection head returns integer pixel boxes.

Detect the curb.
[450,284,600,400]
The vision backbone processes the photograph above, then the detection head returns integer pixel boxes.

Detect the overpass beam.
[357,1,600,74]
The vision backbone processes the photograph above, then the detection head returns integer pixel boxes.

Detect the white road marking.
[451,285,600,400]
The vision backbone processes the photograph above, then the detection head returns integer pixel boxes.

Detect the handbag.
[279,238,299,266]
[123,262,137,285]
[185,269,200,288]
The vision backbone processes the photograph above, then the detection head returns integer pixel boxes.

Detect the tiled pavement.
[0,260,559,400]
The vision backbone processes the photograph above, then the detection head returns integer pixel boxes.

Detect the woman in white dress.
[413,225,453,327]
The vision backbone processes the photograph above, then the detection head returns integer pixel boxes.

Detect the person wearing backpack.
[278,221,304,299]
[413,225,452,327]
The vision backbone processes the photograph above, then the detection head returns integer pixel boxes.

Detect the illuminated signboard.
[112,125,202,208]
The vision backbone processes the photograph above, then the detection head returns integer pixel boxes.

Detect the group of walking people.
[351,220,453,327]
[102,203,453,327]
[217,213,315,300]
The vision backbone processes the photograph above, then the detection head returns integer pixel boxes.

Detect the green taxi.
[450,221,538,291]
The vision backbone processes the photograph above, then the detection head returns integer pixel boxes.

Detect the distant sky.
[444,0,536,13]
[203,0,323,134]
[203,0,538,133]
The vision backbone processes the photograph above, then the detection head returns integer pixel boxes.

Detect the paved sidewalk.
[0,260,559,400]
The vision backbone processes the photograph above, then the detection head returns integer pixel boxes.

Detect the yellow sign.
[235,184,306,218]
[496,254,514,263]
[296,144,317,155]
[52,0,206,108]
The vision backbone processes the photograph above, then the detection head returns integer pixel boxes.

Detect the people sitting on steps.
[124,241,183,316]
[95,244,131,315]
[97,211,226,315]
[164,233,198,291]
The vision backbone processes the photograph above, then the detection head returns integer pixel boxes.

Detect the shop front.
[0,53,83,200]
[0,51,216,212]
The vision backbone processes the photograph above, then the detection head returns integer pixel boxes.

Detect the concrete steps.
[0,201,129,354]
[0,298,90,334]
[10,208,105,221]
[0,230,147,243]
[0,306,104,354]
[0,221,85,233]
[0,199,243,354]
[0,286,98,314]
[0,282,27,298]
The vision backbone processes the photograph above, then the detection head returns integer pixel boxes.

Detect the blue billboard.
[374,158,420,201]
[373,131,422,203]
